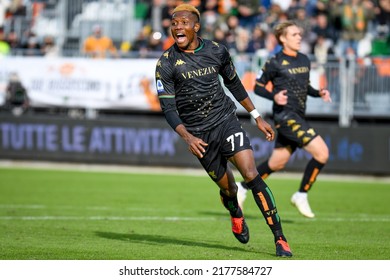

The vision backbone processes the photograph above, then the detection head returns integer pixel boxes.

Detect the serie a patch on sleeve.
[156,80,164,93]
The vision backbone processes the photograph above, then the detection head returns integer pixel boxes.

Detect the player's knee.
[240,168,258,182]
[269,161,286,171]
[316,147,329,164]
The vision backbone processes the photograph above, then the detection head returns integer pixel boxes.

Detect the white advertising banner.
[0,56,160,111]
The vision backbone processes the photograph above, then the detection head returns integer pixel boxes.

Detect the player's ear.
[280,34,287,44]
[194,22,200,33]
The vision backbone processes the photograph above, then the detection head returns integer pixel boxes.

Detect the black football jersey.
[155,38,239,133]
[255,51,320,116]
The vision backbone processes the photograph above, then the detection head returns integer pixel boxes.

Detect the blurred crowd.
[0,0,59,57]
[133,0,390,59]
[0,0,389,60]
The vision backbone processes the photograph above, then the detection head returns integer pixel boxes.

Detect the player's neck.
[282,48,298,57]
[180,37,203,53]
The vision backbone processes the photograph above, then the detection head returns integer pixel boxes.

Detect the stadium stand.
[0,0,389,125]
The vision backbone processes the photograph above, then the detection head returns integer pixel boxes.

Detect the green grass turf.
[0,166,389,260]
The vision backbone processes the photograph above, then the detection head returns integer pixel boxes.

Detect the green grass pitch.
[0,165,389,260]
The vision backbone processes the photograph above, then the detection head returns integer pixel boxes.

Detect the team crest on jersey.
[282,60,289,65]
[175,59,186,66]
[156,79,164,93]
[208,171,217,179]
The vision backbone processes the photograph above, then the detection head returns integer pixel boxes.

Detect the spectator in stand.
[4,72,29,116]
[330,0,376,57]
[199,0,220,40]
[145,0,164,34]
[0,27,10,56]
[375,0,390,38]
[82,24,118,58]
[291,6,315,54]
[41,35,59,57]
[264,30,282,57]
[4,0,26,32]
[223,14,241,52]
[313,35,334,65]
[233,27,251,76]
[23,34,42,56]
[263,3,288,30]
[236,0,261,29]
[272,0,293,12]
[212,25,229,48]
[131,25,152,57]
[5,0,26,18]
[160,0,177,37]
[247,25,266,54]
[312,0,330,17]
[5,29,20,49]
[311,12,338,50]
[0,0,10,29]
[5,29,22,55]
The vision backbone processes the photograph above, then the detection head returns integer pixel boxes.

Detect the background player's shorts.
[194,114,252,182]
[274,111,318,152]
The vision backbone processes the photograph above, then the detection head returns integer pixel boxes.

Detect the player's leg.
[216,167,249,244]
[196,123,250,244]
[301,135,329,192]
[230,149,292,257]
[237,147,292,208]
[291,135,329,218]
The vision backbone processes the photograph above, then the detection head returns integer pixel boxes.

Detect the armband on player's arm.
[224,75,248,101]
[254,81,275,101]
[164,109,183,131]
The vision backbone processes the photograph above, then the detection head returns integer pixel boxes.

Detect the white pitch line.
[0,204,45,209]
[0,215,389,222]
[0,216,217,221]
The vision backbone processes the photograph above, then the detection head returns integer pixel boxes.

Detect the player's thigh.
[304,135,329,163]
[229,149,258,182]
[268,147,291,170]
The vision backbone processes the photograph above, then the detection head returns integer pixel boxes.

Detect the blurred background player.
[237,21,332,218]
[155,4,292,257]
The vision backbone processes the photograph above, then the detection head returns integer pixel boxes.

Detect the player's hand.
[274,90,288,105]
[255,118,275,141]
[186,135,208,158]
[320,88,332,102]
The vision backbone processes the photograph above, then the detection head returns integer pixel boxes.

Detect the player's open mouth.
[175,33,186,44]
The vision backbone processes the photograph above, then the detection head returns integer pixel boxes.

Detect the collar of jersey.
[180,37,205,53]
[282,49,298,57]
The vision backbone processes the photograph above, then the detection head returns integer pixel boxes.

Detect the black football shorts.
[194,114,252,182]
[274,111,318,152]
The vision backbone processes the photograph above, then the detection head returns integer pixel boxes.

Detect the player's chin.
[175,38,189,49]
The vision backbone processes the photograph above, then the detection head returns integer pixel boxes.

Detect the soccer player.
[155,4,292,257]
[237,21,332,218]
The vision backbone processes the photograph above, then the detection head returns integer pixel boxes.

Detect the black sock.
[220,190,242,218]
[299,158,325,192]
[246,175,284,241]
[241,161,274,189]
[257,161,274,180]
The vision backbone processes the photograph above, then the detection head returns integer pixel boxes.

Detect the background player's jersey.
[255,51,320,117]
[155,38,237,133]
